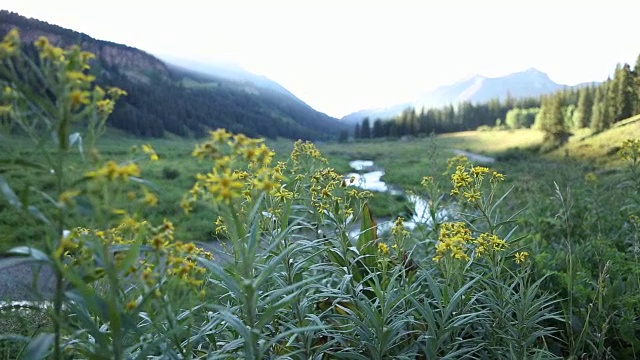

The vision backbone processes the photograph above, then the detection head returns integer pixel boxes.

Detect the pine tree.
[361,118,371,139]
[573,87,593,129]
[635,53,640,114]
[354,123,361,139]
[590,86,607,133]
[615,64,635,122]
[538,93,567,144]
[372,119,383,138]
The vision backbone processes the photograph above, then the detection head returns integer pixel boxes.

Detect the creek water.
[345,160,447,237]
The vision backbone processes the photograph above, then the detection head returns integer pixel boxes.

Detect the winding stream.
[345,160,447,236]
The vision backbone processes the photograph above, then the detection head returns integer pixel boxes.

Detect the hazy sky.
[3,0,639,117]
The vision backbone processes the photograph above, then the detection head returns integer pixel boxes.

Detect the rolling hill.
[0,10,346,140]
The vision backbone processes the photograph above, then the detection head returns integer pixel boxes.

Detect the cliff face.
[0,11,169,83]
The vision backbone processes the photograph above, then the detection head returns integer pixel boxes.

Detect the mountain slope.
[342,68,566,125]
[0,10,345,139]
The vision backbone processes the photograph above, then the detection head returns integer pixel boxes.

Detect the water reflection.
[345,160,449,237]
[344,170,388,192]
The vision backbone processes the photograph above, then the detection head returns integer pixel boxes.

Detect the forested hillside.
[0,10,345,139]
[354,56,640,143]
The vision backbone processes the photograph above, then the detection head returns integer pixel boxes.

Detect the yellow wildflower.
[421,176,434,187]
[206,168,243,203]
[58,190,80,207]
[378,242,390,255]
[463,189,481,203]
[490,171,505,182]
[143,189,158,207]
[150,235,167,251]
[107,87,127,97]
[514,251,529,264]
[273,188,294,201]
[471,166,489,177]
[34,36,49,49]
[96,99,114,114]
[66,71,95,83]
[210,128,232,143]
[141,144,159,161]
[69,90,90,109]
[125,300,137,311]
[584,172,598,184]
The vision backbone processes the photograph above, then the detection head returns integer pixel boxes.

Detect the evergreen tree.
[538,93,567,144]
[635,53,640,114]
[572,87,593,129]
[372,119,383,138]
[590,86,608,133]
[615,64,635,121]
[361,118,371,139]
[354,123,361,139]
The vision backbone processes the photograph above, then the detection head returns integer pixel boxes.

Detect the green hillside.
[0,10,346,140]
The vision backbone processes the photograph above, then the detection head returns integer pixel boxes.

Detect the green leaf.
[0,158,48,172]
[21,332,54,360]
[6,246,50,262]
[357,202,377,252]
[68,132,84,160]
[0,175,21,208]
[27,205,51,224]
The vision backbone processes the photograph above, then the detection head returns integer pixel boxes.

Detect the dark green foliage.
[505,107,540,129]
[360,118,371,139]
[635,54,640,115]
[161,167,180,180]
[573,87,593,129]
[536,94,569,147]
[591,86,608,133]
[608,64,636,123]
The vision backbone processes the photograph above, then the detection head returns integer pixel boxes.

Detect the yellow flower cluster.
[450,164,505,203]
[59,218,211,298]
[0,28,19,58]
[473,232,508,256]
[4,31,126,124]
[378,242,390,255]
[433,222,508,262]
[141,144,159,161]
[434,222,474,262]
[421,176,434,187]
[309,168,345,211]
[86,160,140,181]
[185,129,286,220]
[391,216,410,239]
[290,140,325,164]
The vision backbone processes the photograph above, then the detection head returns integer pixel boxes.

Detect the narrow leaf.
[21,332,54,360]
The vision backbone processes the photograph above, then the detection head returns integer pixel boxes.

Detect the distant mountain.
[159,56,294,97]
[342,68,567,125]
[0,11,345,139]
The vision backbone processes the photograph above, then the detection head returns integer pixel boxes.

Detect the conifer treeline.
[354,54,640,140]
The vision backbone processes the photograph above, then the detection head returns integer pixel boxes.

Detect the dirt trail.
[0,241,228,304]
[453,149,495,163]
[0,258,56,302]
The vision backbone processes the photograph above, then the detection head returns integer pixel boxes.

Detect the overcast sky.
[3,0,639,117]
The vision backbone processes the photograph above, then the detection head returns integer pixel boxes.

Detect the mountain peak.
[342,68,566,124]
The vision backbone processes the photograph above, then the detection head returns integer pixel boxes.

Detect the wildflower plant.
[0,30,210,359]
[1,30,568,360]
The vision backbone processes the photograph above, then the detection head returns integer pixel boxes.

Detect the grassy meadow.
[2,31,640,359]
